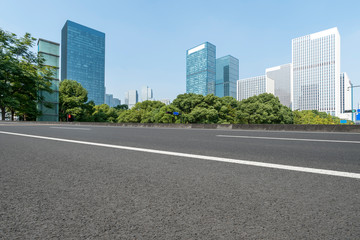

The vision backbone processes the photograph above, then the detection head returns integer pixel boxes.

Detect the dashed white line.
[0,130,359,179]
[50,127,91,130]
[216,135,360,144]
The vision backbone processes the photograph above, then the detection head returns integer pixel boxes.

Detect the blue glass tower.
[215,55,239,98]
[186,42,216,96]
[61,20,105,105]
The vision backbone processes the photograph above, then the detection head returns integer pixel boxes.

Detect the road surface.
[0,123,359,239]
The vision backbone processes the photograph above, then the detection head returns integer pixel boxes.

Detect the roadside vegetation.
[0,29,54,121]
[59,81,344,125]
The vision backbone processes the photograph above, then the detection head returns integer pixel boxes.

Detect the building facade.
[141,86,153,101]
[186,42,216,96]
[113,98,121,107]
[215,55,239,98]
[339,72,352,120]
[237,75,274,101]
[61,20,105,105]
[105,94,113,107]
[292,27,340,116]
[266,63,292,108]
[125,90,138,108]
[37,39,60,121]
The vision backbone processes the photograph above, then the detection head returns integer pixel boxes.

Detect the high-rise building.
[266,63,292,108]
[113,98,121,107]
[37,39,60,121]
[141,86,153,101]
[105,94,113,107]
[61,20,105,105]
[125,90,138,108]
[215,55,239,98]
[237,75,274,101]
[186,42,216,96]
[292,27,340,116]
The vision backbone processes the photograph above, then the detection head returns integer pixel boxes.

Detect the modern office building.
[141,86,153,101]
[37,38,60,121]
[113,98,121,107]
[266,63,292,108]
[61,20,105,105]
[186,42,216,96]
[292,27,340,116]
[339,72,352,120]
[105,94,113,107]
[125,90,138,108]
[237,75,274,101]
[215,55,239,98]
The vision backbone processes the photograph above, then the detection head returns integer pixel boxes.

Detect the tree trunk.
[23,114,27,121]
[11,110,14,121]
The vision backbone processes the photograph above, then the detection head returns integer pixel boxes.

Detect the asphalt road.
[0,123,359,239]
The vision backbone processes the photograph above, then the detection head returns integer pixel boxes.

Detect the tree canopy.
[0,28,53,120]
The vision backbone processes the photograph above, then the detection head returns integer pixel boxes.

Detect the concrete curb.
[5,121,360,133]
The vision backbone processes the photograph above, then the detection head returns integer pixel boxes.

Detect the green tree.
[0,29,53,120]
[235,93,293,124]
[117,100,165,123]
[293,110,341,125]
[114,104,128,110]
[59,79,88,121]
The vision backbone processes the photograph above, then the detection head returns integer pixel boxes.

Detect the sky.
[1,0,360,106]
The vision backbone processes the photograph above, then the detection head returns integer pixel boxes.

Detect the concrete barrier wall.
[17,121,360,133]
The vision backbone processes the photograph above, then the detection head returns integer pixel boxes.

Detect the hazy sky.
[1,0,360,106]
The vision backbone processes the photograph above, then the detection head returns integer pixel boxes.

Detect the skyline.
[1,0,360,106]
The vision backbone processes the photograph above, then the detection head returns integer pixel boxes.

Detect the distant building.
[159,99,171,105]
[237,75,274,101]
[37,38,60,121]
[266,63,292,108]
[215,55,239,98]
[292,27,340,116]
[61,20,105,105]
[186,42,216,96]
[339,73,352,120]
[125,90,138,108]
[113,98,121,107]
[105,94,113,107]
[141,86,153,101]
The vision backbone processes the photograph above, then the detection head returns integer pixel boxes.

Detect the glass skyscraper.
[61,20,105,105]
[186,42,216,96]
[37,38,60,121]
[215,55,239,98]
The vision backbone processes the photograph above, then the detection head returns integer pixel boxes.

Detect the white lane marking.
[0,130,359,180]
[216,135,360,144]
[50,127,91,130]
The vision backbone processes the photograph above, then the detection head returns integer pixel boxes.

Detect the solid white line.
[50,127,91,130]
[0,130,359,179]
[216,135,360,144]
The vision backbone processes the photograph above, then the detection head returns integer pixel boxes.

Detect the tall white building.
[266,63,292,108]
[125,90,138,108]
[141,86,153,101]
[237,75,274,101]
[292,27,340,116]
